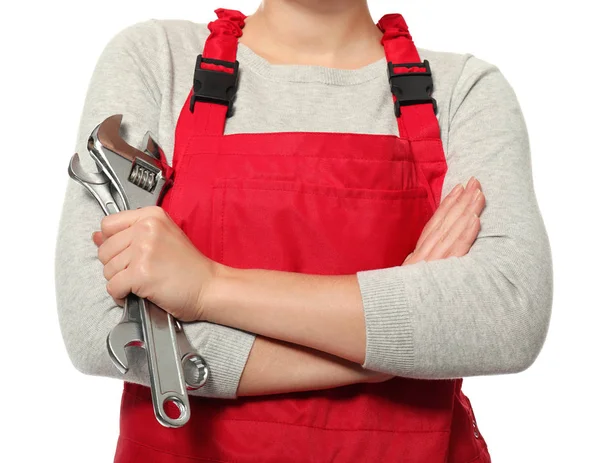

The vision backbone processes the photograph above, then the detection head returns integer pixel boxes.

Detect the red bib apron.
[114,9,491,463]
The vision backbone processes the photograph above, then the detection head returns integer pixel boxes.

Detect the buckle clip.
[387,59,437,117]
[190,54,239,117]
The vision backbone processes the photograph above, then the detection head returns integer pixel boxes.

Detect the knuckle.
[439,230,449,243]
[97,247,107,265]
[103,263,111,280]
[460,209,472,222]
[434,217,445,232]
[137,218,160,241]
[150,205,165,217]
[140,216,157,231]
[100,215,110,232]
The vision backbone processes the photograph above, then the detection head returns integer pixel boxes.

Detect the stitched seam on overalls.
[206,417,452,433]
[220,187,226,262]
[185,133,440,142]
[187,152,418,161]
[213,185,427,200]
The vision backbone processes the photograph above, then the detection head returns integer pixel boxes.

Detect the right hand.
[403,176,485,265]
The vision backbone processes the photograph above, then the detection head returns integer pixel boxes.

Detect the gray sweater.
[54,19,553,398]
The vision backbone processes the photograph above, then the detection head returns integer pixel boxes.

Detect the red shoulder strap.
[377,14,440,141]
[177,8,245,142]
[378,14,447,212]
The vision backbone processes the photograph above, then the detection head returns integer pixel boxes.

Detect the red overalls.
[114,8,491,463]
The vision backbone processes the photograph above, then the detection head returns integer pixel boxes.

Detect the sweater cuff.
[183,321,256,399]
[356,266,414,375]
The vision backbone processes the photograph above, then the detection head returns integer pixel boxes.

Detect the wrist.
[199,261,238,322]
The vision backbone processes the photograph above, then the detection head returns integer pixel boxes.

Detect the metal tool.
[68,114,208,428]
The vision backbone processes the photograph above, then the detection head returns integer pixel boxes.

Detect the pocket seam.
[212,178,429,201]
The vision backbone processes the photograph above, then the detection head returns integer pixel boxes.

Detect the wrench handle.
[139,298,190,428]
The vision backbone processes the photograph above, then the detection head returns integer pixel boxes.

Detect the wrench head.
[68,152,108,185]
[68,153,123,215]
[182,354,209,390]
[87,114,172,210]
[173,321,209,390]
[106,321,144,374]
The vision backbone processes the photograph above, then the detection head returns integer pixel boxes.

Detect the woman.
[55,1,553,462]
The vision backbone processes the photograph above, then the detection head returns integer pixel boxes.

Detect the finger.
[415,183,464,249]
[405,179,485,265]
[426,210,479,261]
[409,218,446,263]
[103,246,133,281]
[416,177,481,251]
[106,267,134,302]
[468,184,486,216]
[100,206,163,239]
[97,225,135,265]
[113,297,126,308]
[417,180,482,256]
[405,190,485,265]
[92,231,104,246]
[440,178,482,233]
[444,213,481,258]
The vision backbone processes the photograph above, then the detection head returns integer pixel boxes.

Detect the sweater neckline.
[236,42,387,86]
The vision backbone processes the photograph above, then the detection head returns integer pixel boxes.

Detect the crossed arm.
[91,178,484,396]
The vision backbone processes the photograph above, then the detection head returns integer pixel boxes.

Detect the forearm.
[237,336,386,397]
[206,269,367,365]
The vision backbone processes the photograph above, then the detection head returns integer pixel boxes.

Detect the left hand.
[92,206,218,321]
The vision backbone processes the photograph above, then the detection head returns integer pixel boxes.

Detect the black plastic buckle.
[387,59,437,117]
[190,54,240,117]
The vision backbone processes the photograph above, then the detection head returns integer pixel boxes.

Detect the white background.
[1,0,598,461]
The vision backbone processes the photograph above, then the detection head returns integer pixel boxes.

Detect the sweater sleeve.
[54,20,255,398]
[356,55,553,378]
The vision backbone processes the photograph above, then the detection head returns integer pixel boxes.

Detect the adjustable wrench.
[68,114,208,427]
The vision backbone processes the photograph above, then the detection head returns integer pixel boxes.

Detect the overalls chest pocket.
[211,176,430,274]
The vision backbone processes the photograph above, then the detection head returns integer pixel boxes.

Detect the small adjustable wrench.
[68,114,208,427]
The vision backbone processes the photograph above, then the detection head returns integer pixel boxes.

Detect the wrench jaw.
[87,126,130,212]
[107,293,145,374]
[68,153,121,215]
[106,323,145,374]
[142,130,164,160]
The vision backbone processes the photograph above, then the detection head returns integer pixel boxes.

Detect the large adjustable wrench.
[68,114,208,428]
